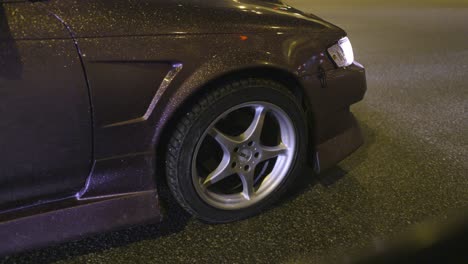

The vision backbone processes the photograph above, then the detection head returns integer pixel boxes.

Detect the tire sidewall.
[174,81,308,222]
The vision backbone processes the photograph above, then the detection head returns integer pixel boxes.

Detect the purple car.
[0,0,366,255]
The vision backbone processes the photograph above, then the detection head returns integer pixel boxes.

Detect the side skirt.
[0,190,161,256]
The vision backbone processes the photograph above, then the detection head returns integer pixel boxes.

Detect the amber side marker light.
[240,35,248,41]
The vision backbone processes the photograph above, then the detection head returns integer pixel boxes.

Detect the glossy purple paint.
[0,0,366,255]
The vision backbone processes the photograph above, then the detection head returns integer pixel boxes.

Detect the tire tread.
[165,78,301,222]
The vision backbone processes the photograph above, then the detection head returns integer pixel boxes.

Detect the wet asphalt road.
[3,1,468,264]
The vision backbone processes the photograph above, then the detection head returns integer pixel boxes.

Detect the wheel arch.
[155,65,316,184]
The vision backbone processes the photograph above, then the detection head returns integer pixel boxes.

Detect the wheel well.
[155,66,314,185]
[208,67,306,106]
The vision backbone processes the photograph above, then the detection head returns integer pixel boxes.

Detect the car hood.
[43,0,344,38]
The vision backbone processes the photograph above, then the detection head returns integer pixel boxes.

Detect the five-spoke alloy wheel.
[192,102,296,210]
[166,79,307,223]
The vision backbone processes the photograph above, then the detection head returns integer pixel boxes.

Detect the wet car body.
[0,0,366,255]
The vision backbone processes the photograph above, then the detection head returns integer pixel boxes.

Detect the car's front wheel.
[166,78,307,223]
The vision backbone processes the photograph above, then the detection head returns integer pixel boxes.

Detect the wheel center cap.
[237,148,253,162]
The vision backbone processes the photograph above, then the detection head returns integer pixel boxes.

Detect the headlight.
[327,37,354,67]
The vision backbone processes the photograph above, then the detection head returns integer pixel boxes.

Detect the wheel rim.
[191,101,297,210]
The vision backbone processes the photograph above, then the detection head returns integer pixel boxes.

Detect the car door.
[0,0,92,209]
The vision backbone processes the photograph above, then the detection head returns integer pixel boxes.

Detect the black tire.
[166,78,307,223]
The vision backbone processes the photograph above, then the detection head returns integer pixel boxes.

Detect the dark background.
[3,0,468,263]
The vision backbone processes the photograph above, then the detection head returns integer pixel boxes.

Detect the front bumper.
[313,112,363,173]
[301,62,367,173]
